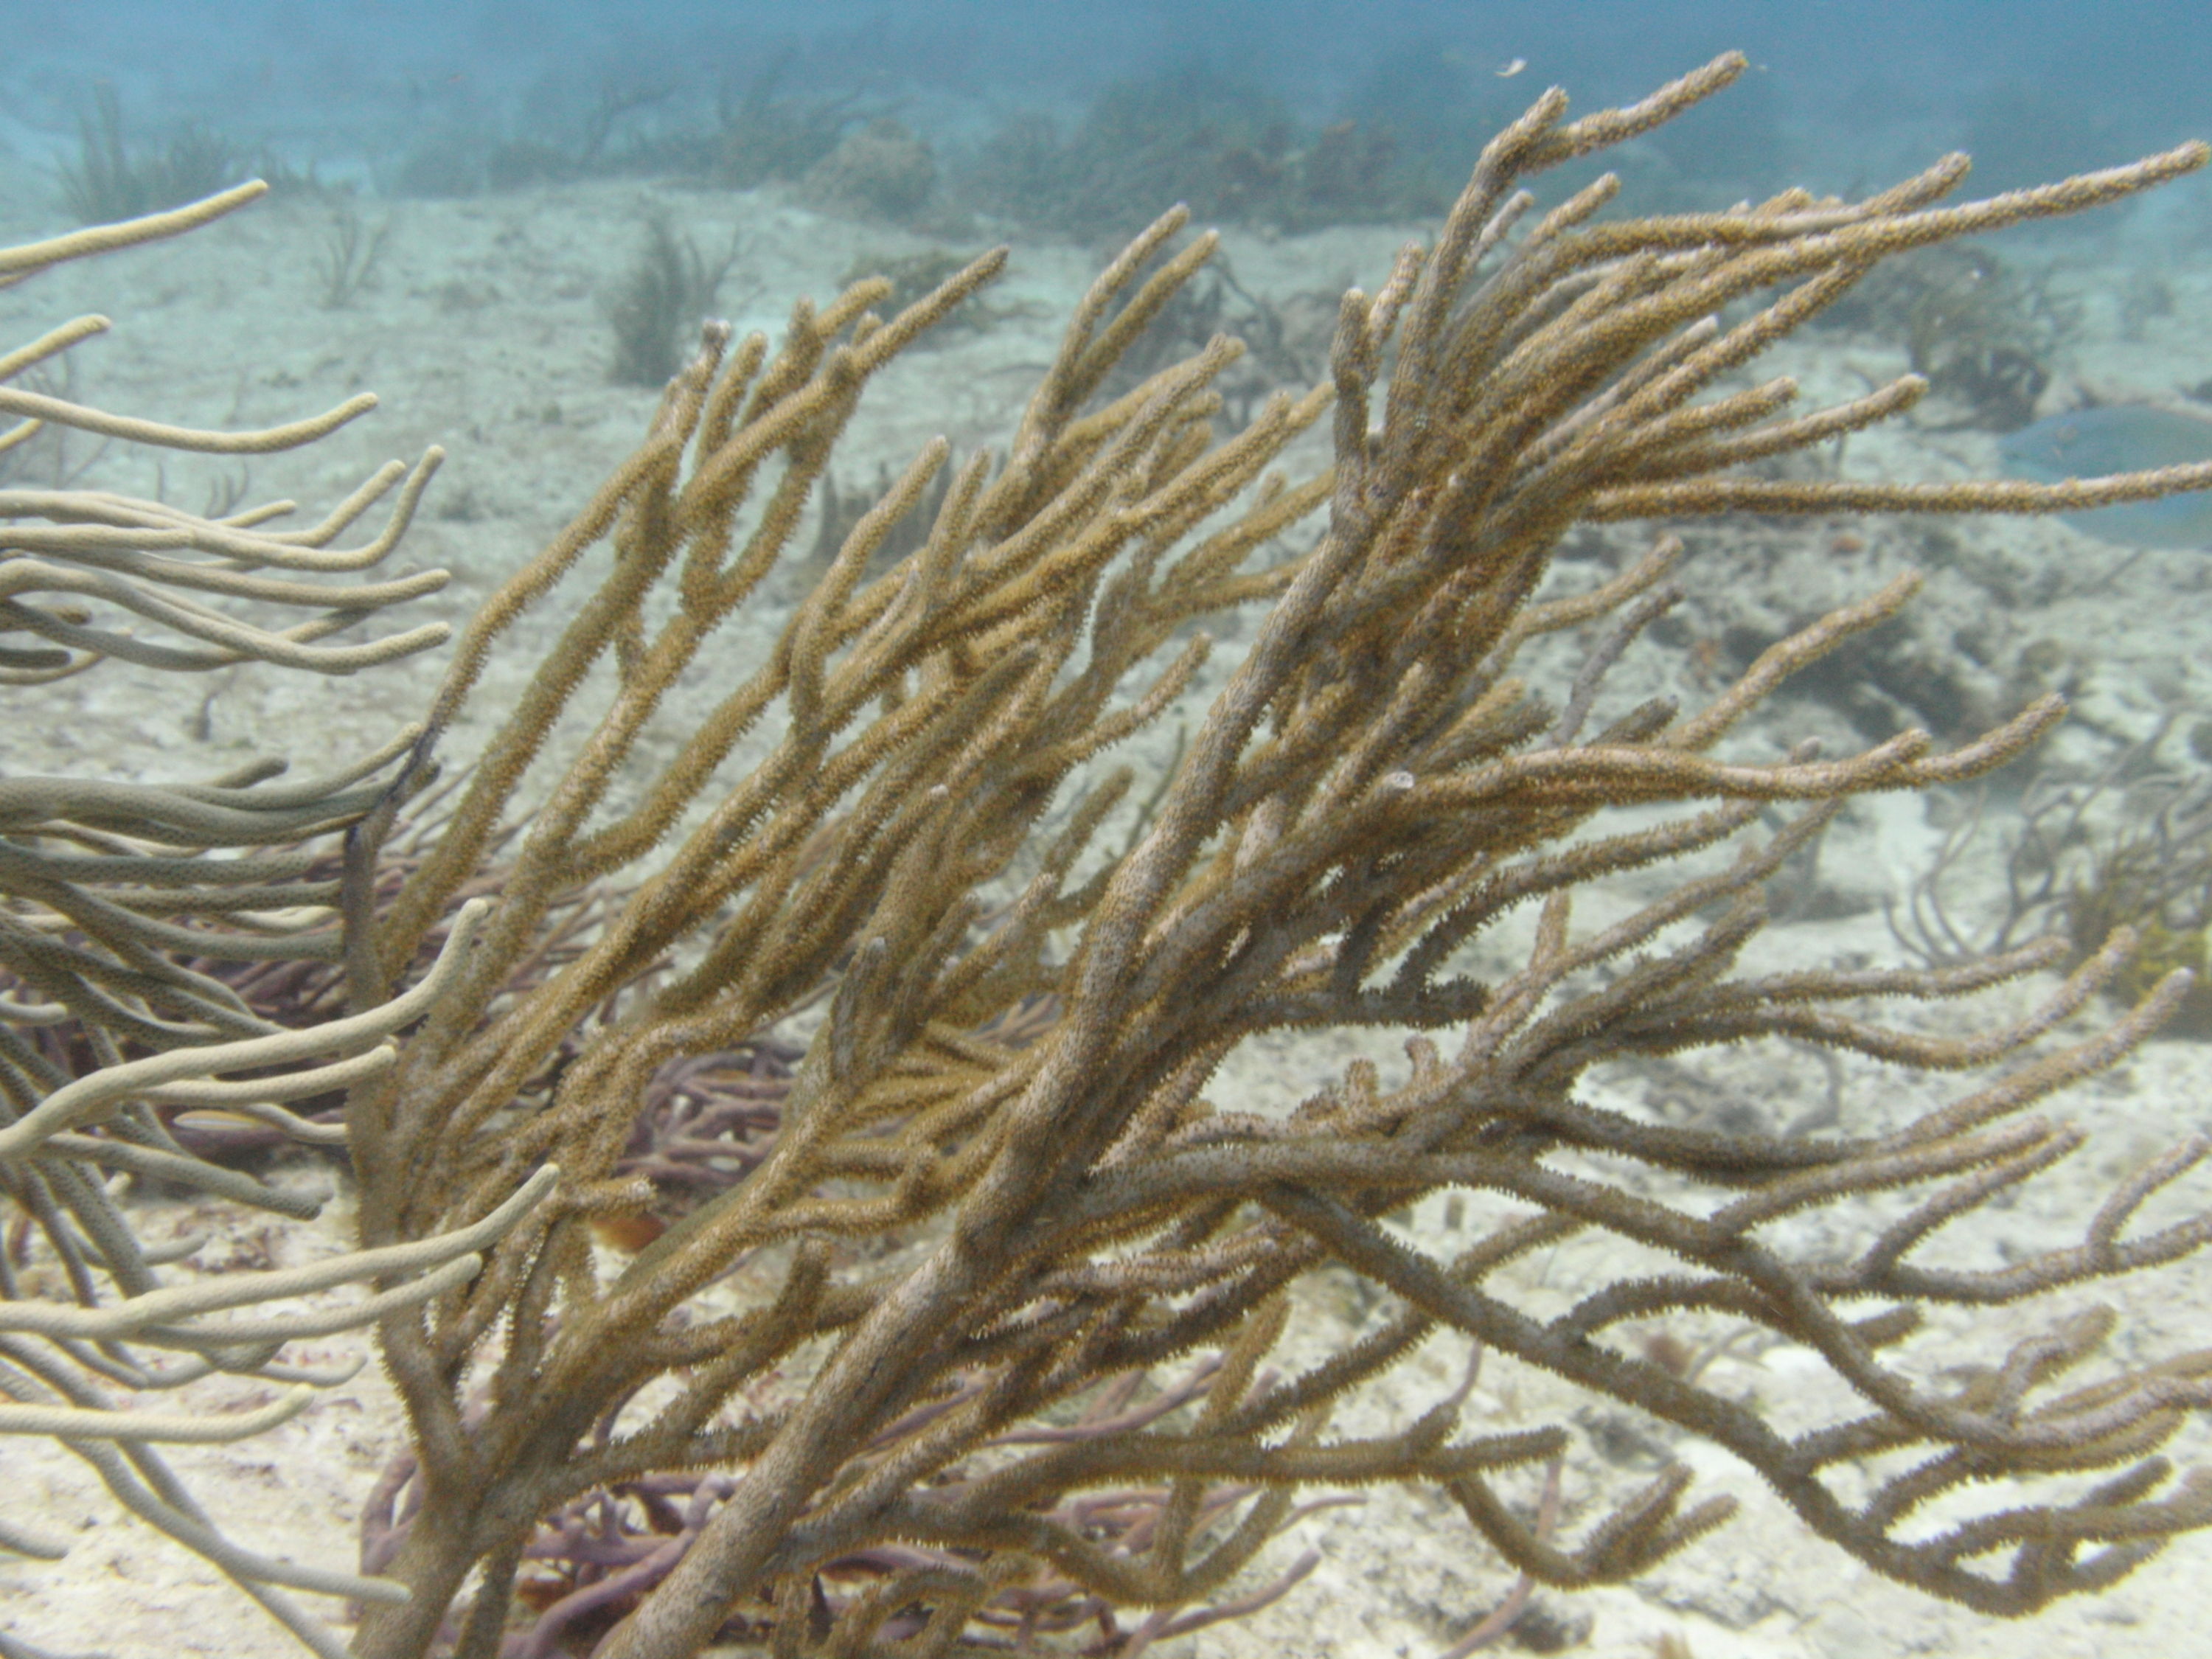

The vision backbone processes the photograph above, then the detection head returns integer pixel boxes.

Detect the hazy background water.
[1,1,2207,232]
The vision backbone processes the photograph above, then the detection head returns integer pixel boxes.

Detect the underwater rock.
[801,116,936,220]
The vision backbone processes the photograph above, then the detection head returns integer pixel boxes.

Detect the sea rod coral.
[325,54,2212,1659]
[9,52,2212,1659]
[0,185,557,1659]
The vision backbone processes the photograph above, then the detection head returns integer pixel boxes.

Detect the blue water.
[1,2,2206,203]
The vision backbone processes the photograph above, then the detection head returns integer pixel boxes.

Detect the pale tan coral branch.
[0,180,267,280]
[0,894,484,1158]
[0,384,379,454]
[0,1166,555,1343]
[0,1383,323,1442]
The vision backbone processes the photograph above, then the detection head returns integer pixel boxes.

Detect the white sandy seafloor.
[1,151,2211,1659]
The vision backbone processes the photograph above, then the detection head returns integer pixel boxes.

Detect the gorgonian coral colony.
[7,55,2212,1659]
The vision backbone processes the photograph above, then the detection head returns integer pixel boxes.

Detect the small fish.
[1997,405,2212,549]
[1497,58,1528,78]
